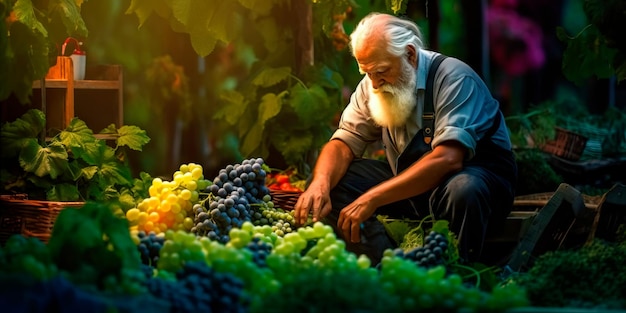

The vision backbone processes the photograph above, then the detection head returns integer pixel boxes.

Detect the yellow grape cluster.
[126,163,212,235]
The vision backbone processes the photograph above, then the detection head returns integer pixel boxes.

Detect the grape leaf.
[46,183,81,202]
[126,0,172,27]
[55,0,89,38]
[69,140,101,166]
[116,125,151,151]
[258,92,285,127]
[215,90,249,125]
[252,67,292,88]
[2,21,50,104]
[13,0,48,37]
[241,121,265,159]
[557,25,617,85]
[376,215,413,245]
[118,190,138,210]
[168,0,240,57]
[288,83,331,128]
[130,171,153,201]
[91,140,133,184]
[19,139,69,179]
[270,129,313,166]
[59,118,96,149]
[0,109,46,158]
[65,159,96,181]
[96,159,133,188]
[237,108,256,142]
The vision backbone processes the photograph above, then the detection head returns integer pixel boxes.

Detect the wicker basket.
[270,190,302,211]
[0,195,84,244]
[541,127,588,161]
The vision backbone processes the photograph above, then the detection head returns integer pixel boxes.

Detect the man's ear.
[407,45,417,67]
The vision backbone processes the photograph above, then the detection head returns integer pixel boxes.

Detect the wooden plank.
[588,183,626,242]
[507,183,586,271]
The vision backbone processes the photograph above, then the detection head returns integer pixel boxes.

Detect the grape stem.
[450,263,493,289]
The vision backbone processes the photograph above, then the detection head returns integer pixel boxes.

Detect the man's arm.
[293,139,354,225]
[337,140,466,242]
[366,140,465,208]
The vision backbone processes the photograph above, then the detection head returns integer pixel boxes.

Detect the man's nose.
[368,73,384,89]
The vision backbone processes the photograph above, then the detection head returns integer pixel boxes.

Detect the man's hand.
[337,195,377,243]
[293,183,333,226]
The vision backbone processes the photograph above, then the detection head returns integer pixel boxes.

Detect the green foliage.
[125,0,356,172]
[378,216,461,264]
[557,0,626,84]
[47,201,145,294]
[385,0,408,15]
[511,239,626,309]
[0,109,150,202]
[376,215,414,246]
[211,59,344,171]
[1,0,89,104]
[514,148,562,196]
[506,104,557,149]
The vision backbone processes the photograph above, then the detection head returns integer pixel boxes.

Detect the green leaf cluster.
[0,109,151,203]
[511,239,626,309]
[215,64,344,170]
[557,0,626,84]
[47,201,145,294]
[1,0,89,104]
[125,0,353,173]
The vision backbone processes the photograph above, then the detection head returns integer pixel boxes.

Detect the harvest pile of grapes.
[1,157,623,312]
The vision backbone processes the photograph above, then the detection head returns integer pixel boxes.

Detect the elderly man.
[294,12,517,266]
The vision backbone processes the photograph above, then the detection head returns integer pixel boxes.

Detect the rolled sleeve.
[432,126,477,159]
[431,58,503,160]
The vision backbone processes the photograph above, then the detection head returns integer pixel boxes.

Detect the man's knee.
[438,173,490,207]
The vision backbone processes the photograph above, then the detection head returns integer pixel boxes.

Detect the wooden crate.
[588,183,626,243]
[506,183,593,272]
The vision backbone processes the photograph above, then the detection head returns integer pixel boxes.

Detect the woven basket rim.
[270,189,303,194]
[0,198,85,208]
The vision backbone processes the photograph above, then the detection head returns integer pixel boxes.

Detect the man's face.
[355,39,404,90]
[362,51,417,128]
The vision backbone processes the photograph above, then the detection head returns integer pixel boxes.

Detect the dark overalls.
[324,56,518,266]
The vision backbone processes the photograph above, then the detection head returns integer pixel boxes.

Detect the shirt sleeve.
[330,79,382,158]
[431,58,503,160]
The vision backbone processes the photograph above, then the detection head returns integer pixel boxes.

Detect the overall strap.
[423,54,447,144]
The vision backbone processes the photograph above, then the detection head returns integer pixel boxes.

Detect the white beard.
[368,60,417,128]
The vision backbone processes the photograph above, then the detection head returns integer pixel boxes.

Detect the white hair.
[350,12,425,58]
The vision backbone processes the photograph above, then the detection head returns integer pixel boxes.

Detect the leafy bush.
[0,109,150,204]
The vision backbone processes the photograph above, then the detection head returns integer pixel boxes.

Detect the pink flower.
[486,6,545,76]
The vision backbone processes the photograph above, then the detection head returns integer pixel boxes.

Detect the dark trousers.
[324,158,515,266]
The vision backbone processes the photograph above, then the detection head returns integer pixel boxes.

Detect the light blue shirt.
[331,49,512,174]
